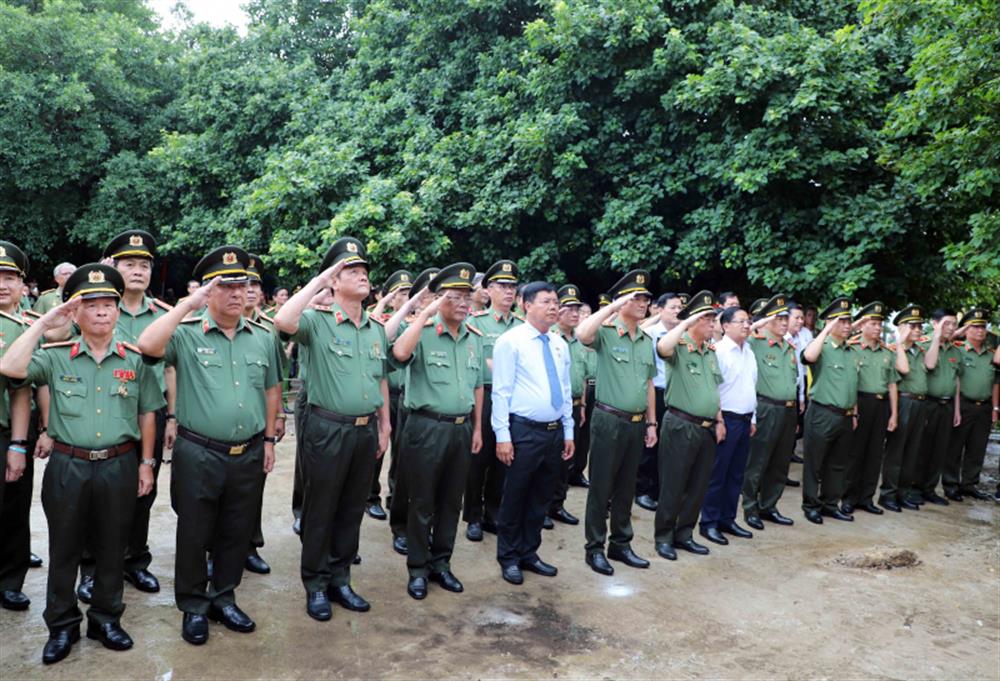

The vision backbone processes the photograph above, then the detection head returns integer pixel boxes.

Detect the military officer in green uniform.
[943,308,996,501]
[654,291,724,559]
[800,297,861,524]
[575,270,657,576]
[743,294,799,530]
[138,246,281,646]
[2,264,162,664]
[841,302,905,515]
[274,238,391,621]
[0,241,37,612]
[391,263,484,600]
[917,308,962,504]
[465,259,522,541]
[32,262,76,314]
[879,305,927,511]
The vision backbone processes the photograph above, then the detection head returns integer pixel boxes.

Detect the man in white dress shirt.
[491,282,574,585]
[699,306,758,546]
[785,303,812,476]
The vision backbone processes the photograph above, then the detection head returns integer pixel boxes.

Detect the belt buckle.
[547,422,559,431]
[876,394,884,400]
[88,449,110,461]
[784,401,794,408]
[229,444,247,456]
[354,416,370,427]
[630,414,643,423]
[455,416,466,425]
[700,420,713,428]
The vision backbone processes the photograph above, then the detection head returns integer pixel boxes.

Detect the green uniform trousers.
[125,406,166,572]
[368,388,403,506]
[843,394,889,507]
[551,402,584,512]
[171,434,263,614]
[42,446,137,631]
[802,403,853,514]
[742,401,797,516]
[403,413,472,578]
[0,411,38,593]
[584,409,644,554]
[654,412,716,545]
[463,389,504,526]
[918,398,954,497]
[299,410,377,591]
[880,396,927,504]
[292,385,309,520]
[943,399,993,494]
[389,394,411,540]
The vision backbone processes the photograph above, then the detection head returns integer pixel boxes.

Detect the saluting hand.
[185,276,218,309]
[421,293,444,318]
[320,259,349,289]
[897,324,913,344]
[39,297,81,331]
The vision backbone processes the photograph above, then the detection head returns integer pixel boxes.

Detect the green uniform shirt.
[251,309,287,374]
[396,314,484,415]
[804,336,860,410]
[161,313,280,441]
[663,333,722,420]
[117,295,170,393]
[0,310,32,429]
[32,288,62,314]
[291,304,388,416]
[896,340,930,396]
[24,334,164,449]
[552,326,589,398]
[586,320,656,413]
[749,330,798,402]
[851,338,899,394]
[469,308,522,384]
[926,342,961,399]
[956,341,994,401]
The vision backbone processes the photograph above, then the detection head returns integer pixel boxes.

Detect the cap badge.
[777,298,784,306]
[249,258,256,268]
[636,274,646,284]
[222,252,237,265]
[400,274,409,282]
[0,247,6,257]
[501,263,512,272]
[840,300,849,309]
[89,271,105,283]
[568,288,576,296]
[459,268,470,280]
[129,235,143,247]
[346,242,358,253]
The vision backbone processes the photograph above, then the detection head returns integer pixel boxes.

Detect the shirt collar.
[201,312,250,335]
[69,332,129,361]
[433,313,468,339]
[682,332,710,353]
[330,302,370,328]
[964,340,987,355]
[118,295,156,317]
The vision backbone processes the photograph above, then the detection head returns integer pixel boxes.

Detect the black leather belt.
[572,397,583,407]
[757,394,796,408]
[961,397,990,407]
[412,409,471,425]
[595,402,644,423]
[812,401,855,417]
[929,396,953,405]
[899,392,925,401]
[858,391,887,400]
[510,414,561,431]
[53,440,134,461]
[721,410,753,423]
[178,427,263,456]
[667,407,717,430]
[586,378,596,387]
[309,405,376,427]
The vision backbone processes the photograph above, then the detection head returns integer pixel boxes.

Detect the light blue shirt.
[647,320,670,389]
[491,320,574,443]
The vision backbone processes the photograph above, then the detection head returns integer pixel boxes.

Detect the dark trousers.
[636,387,666,499]
[497,419,563,568]
[292,385,309,520]
[389,396,411,539]
[300,411,377,592]
[880,396,927,503]
[404,414,473,577]
[802,403,853,513]
[368,388,402,506]
[570,383,596,482]
[918,398,954,496]
[943,399,993,493]
[742,401,797,516]
[125,406,166,571]
[584,409,643,554]
[0,411,37,593]
[700,413,750,530]
[550,402,583,512]
[463,389,503,525]
[42,449,138,631]
[844,394,889,507]
[654,413,715,544]
[171,435,264,614]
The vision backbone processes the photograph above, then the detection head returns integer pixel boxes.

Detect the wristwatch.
[140,459,156,468]
[264,436,277,444]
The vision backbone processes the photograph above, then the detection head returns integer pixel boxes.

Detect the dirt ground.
[1,435,998,680]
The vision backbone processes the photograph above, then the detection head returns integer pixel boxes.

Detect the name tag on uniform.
[196,347,216,355]
[430,350,447,359]
[59,375,80,383]
[333,338,351,347]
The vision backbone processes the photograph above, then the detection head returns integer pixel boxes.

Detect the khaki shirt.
[586,319,656,413]
[395,314,484,415]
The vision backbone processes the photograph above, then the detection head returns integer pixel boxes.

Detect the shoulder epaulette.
[0,309,29,326]
[369,315,385,326]
[152,298,173,311]
[120,341,142,354]
[752,331,765,340]
[472,310,489,317]
[313,305,332,313]
[41,340,74,349]
[466,324,483,336]
[256,310,274,323]
[602,320,616,327]
[246,317,270,332]
[513,312,525,322]
[847,338,861,345]
[952,340,965,348]
[787,338,796,349]
[887,343,896,352]
[39,288,56,296]
[423,318,436,327]
[23,309,41,319]
[180,316,201,324]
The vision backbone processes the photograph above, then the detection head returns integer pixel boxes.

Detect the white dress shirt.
[786,327,813,402]
[647,320,670,389]
[715,335,758,417]
[491,321,574,443]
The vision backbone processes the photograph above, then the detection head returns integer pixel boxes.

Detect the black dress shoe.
[700,527,728,545]
[859,502,884,515]
[42,627,79,664]
[761,509,794,526]
[393,535,408,555]
[720,521,753,538]
[944,490,964,502]
[521,558,558,576]
[821,508,854,522]
[542,516,554,530]
[407,577,427,600]
[466,522,483,542]
[548,507,579,525]
[745,514,765,530]
[353,554,362,565]
[501,565,524,585]
[880,498,902,512]
[635,494,658,511]
[840,502,855,515]
[208,603,256,632]
[785,477,800,487]
[328,585,370,612]
[429,570,464,592]
[790,453,804,464]
[86,620,133,651]
[29,552,42,568]
[585,552,614,575]
[655,543,677,560]
[366,502,387,520]
[963,488,991,501]
[900,499,920,511]
[181,613,208,645]
[568,475,589,488]
[245,551,271,575]
[306,591,331,621]
[124,567,160,592]
[292,517,302,535]
[674,538,710,555]
[804,510,823,524]
[77,575,94,604]
[1,590,30,611]
[607,545,650,568]
[481,520,498,535]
